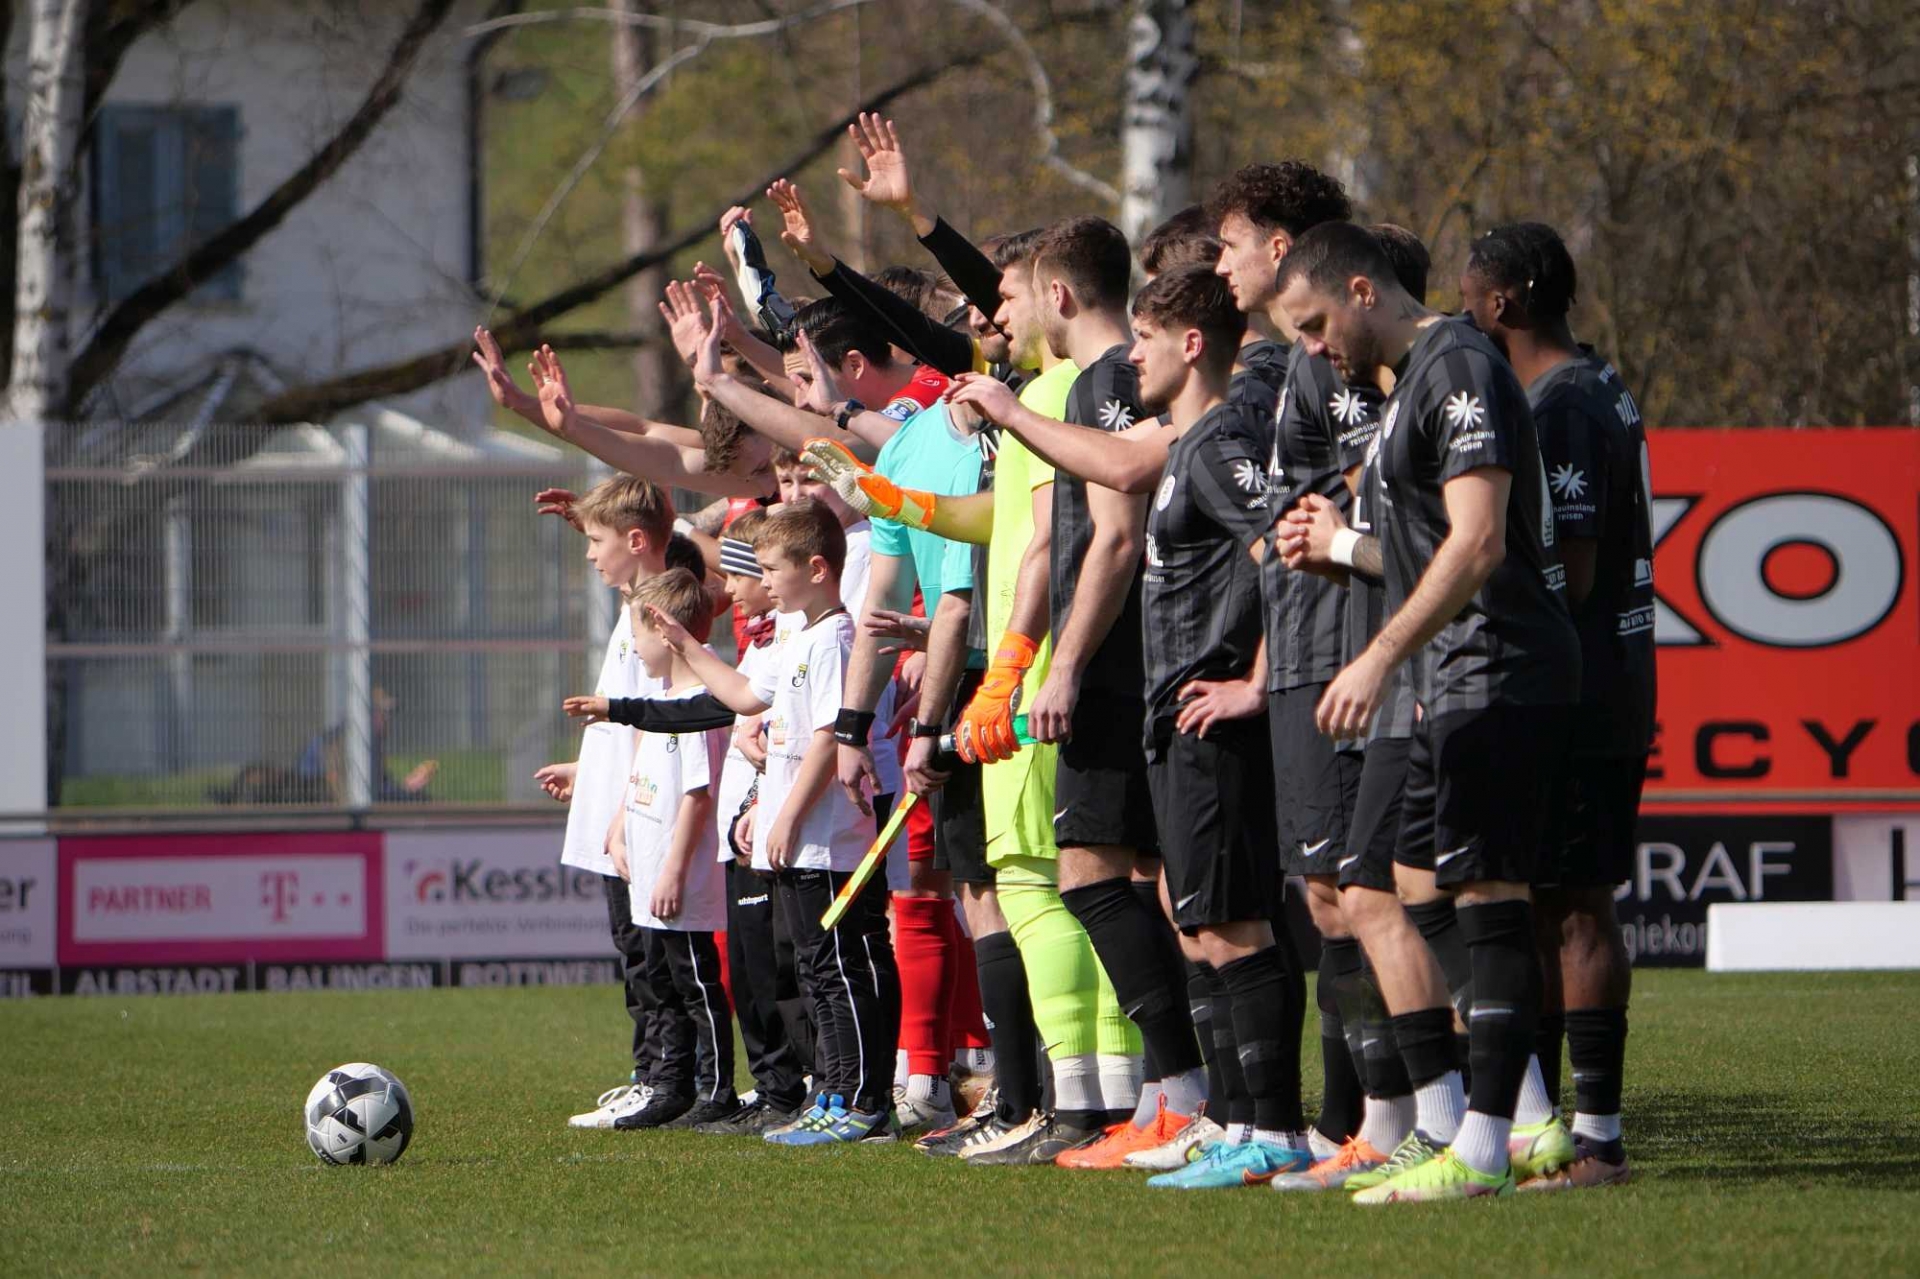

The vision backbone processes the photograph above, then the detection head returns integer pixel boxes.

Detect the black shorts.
[1147,718,1278,932]
[1339,735,1411,893]
[1535,753,1648,891]
[1270,684,1362,877]
[931,670,992,885]
[1055,696,1159,854]
[1394,704,1570,889]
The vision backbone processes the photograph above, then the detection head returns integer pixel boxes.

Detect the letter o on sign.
[1698,493,1902,647]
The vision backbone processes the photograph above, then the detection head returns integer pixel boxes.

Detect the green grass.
[3,972,1916,1276]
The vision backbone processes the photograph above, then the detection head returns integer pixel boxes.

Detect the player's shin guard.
[1220,948,1306,1135]
[1565,1006,1628,1126]
[1457,900,1541,1121]
[973,930,1044,1119]
[1200,963,1253,1125]
[1316,938,1366,1142]
[1061,879,1204,1079]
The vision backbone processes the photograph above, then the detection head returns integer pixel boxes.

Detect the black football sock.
[973,930,1044,1121]
[1062,879,1204,1080]
[1188,961,1222,1112]
[1202,962,1254,1126]
[1220,947,1305,1136]
[1534,1010,1567,1114]
[1565,1006,1628,1129]
[1314,938,1366,1142]
[1457,900,1541,1121]
[1407,898,1473,1089]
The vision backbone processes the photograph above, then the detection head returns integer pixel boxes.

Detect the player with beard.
[1463,222,1653,1189]
[1274,222,1581,1203]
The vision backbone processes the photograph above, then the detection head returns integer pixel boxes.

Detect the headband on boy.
[719,537,761,578]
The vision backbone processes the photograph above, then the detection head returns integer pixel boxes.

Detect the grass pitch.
[3,970,1916,1277]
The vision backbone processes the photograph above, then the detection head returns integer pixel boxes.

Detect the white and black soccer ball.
[304,1062,413,1166]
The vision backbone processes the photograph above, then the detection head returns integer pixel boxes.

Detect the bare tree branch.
[63,0,460,412]
[247,52,987,427]
[463,1,877,41]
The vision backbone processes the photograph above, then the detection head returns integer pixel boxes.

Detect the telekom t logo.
[260,871,300,923]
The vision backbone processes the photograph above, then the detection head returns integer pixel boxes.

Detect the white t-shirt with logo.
[839,519,904,806]
[748,609,869,873]
[623,687,728,932]
[715,612,791,863]
[562,609,663,876]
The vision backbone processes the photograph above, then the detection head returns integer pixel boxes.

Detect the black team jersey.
[1345,432,1417,742]
[1374,317,1579,716]
[1528,349,1656,757]
[1142,402,1275,750]
[1230,335,1289,416]
[1266,344,1383,693]
[1050,345,1147,697]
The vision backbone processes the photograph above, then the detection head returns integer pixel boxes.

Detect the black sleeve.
[814,259,976,376]
[603,693,735,732]
[918,217,1004,325]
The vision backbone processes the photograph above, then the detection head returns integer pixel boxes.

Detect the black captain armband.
[604,693,736,732]
[833,708,876,746]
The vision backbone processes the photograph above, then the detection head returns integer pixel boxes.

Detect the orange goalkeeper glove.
[955,631,1038,764]
[801,438,939,530]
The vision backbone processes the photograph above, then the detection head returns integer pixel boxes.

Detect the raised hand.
[563,695,611,724]
[837,112,916,217]
[534,488,583,532]
[645,602,693,654]
[532,346,577,439]
[472,327,541,425]
[793,329,841,413]
[946,372,1021,425]
[766,178,833,275]
[717,205,753,272]
[658,279,712,368]
[690,296,730,386]
[800,438,896,523]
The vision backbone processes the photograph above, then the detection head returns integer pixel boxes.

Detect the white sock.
[1414,1070,1466,1144]
[1157,1066,1207,1121]
[1450,1110,1511,1176]
[1052,1053,1103,1115]
[894,1049,910,1090]
[1359,1095,1413,1153]
[1308,1128,1341,1161]
[906,1073,949,1106]
[1256,1127,1306,1150]
[1097,1053,1143,1111]
[1572,1111,1623,1143]
[1130,1080,1166,1128]
[956,1047,995,1073]
[1225,1121,1254,1145]
[1514,1055,1555,1125]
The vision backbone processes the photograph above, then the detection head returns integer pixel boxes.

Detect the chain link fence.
[46,412,610,810]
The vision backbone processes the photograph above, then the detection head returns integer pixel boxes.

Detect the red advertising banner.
[58,832,384,966]
[1646,429,1920,807]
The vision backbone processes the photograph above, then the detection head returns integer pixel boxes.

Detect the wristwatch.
[834,399,867,431]
[907,718,944,740]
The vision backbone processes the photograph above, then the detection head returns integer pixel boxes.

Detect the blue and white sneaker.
[1145,1138,1313,1189]
[763,1094,836,1145]
[819,1105,897,1144]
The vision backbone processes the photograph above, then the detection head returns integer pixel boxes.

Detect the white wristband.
[672,517,694,537]
[1330,527,1361,568]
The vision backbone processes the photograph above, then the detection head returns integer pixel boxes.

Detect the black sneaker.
[612,1091,692,1130]
[963,1113,1103,1166]
[694,1097,802,1136]
[667,1096,744,1130]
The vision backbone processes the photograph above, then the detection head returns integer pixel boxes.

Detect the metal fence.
[46,413,611,810]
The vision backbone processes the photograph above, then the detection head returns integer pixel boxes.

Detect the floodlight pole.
[0,420,46,827]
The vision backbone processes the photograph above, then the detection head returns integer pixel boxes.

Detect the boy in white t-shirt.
[634,500,902,1145]
[604,569,737,1131]
[541,476,681,1132]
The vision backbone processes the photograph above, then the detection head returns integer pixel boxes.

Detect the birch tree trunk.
[1119,0,1196,246]
[610,0,677,420]
[6,0,87,423]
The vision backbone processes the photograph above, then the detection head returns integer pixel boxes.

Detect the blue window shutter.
[91,104,241,304]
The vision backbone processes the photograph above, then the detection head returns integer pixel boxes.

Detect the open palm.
[838,112,914,213]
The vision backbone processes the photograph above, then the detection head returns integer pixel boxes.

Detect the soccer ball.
[304,1062,413,1166]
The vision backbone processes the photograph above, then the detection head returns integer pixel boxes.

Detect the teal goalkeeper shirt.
[871,402,984,634]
